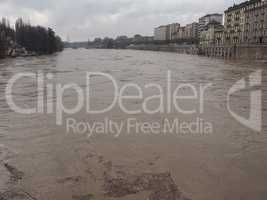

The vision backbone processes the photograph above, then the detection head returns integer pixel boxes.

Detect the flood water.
[0,49,267,200]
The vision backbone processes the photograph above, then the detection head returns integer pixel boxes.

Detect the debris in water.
[103,172,191,200]
[73,193,95,200]
[0,189,37,200]
[4,163,24,182]
[0,190,28,200]
[57,176,82,184]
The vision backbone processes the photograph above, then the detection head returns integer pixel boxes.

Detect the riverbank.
[127,43,267,60]
[0,42,60,59]
[199,45,267,60]
[0,18,63,60]
[127,43,199,55]
[7,43,37,58]
[0,40,55,59]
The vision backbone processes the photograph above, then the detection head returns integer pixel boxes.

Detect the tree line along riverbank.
[0,18,63,59]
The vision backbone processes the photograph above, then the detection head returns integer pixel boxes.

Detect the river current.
[0,49,267,200]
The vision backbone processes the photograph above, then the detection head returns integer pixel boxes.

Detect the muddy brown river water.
[0,49,267,200]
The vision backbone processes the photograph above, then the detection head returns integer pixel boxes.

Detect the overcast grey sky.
[0,0,244,41]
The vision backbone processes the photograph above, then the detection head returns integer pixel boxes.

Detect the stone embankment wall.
[128,44,267,60]
[127,44,199,55]
[199,45,267,60]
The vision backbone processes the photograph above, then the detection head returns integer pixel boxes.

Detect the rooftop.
[225,0,262,12]
[200,13,223,19]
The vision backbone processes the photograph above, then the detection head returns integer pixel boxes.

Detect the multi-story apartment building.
[154,23,180,41]
[200,21,224,46]
[224,0,254,44]
[214,28,225,45]
[198,14,223,37]
[174,27,186,40]
[224,0,267,45]
[168,23,180,41]
[244,0,267,43]
[153,0,267,45]
[154,25,170,41]
[224,1,248,44]
[185,22,199,39]
[171,23,198,41]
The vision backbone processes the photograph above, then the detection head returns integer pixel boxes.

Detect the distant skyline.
[0,0,245,41]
